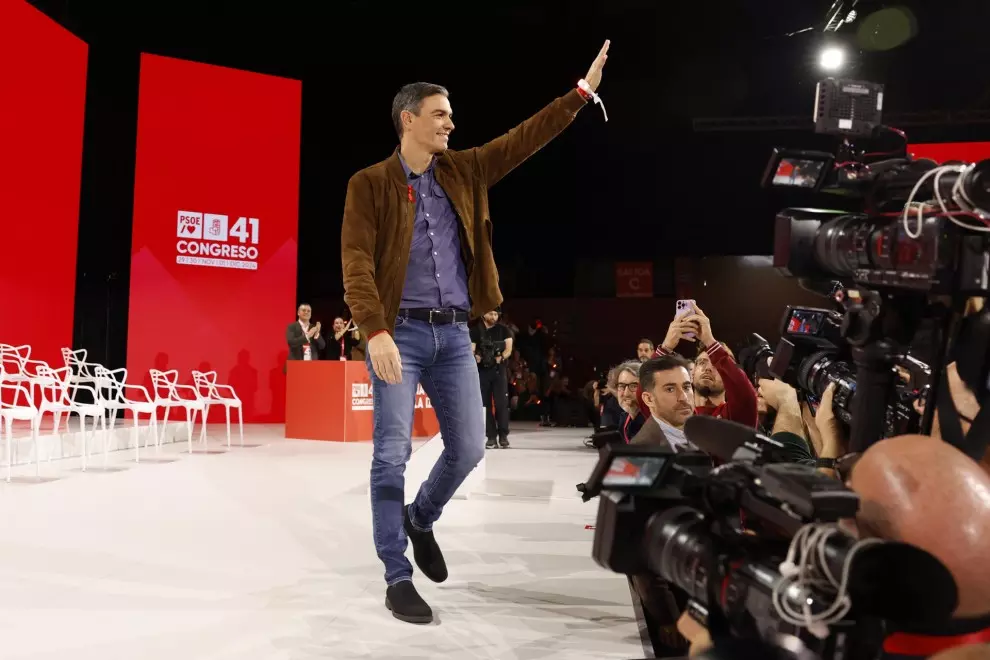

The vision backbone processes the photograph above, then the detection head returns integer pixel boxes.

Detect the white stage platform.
[0,422,646,659]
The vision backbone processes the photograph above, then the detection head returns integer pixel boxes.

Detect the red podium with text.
[285,361,440,442]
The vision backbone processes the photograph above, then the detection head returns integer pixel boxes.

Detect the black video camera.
[583,417,958,660]
[764,77,990,453]
[476,336,506,369]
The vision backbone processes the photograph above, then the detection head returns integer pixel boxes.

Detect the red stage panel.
[128,54,301,423]
[285,361,439,442]
[911,142,990,164]
[0,1,87,367]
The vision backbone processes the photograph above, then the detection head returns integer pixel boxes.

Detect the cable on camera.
[902,164,990,239]
[772,523,881,639]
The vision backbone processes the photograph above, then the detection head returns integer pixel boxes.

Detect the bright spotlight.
[820,47,846,71]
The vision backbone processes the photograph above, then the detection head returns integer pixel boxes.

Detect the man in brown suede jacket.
[341,41,610,624]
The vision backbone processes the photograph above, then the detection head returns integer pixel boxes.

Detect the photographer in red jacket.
[654,303,758,428]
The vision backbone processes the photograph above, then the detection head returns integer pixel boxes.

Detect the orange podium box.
[285,360,440,442]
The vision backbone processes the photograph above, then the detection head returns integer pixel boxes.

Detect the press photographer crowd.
[574,79,990,660]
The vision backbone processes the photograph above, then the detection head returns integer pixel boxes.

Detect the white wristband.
[577,79,608,122]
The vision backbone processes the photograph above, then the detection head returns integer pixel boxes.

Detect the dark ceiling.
[28,0,990,308]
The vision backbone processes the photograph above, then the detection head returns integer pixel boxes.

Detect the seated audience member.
[543,376,591,427]
[581,380,603,429]
[506,350,527,382]
[600,366,624,428]
[655,303,758,427]
[512,373,542,422]
[637,338,655,362]
[614,360,647,443]
[631,355,697,450]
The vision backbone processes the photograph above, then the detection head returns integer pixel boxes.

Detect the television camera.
[763,77,990,458]
[737,305,930,439]
[582,416,958,660]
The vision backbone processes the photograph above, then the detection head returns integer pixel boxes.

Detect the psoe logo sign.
[349,382,433,412]
[175,210,260,271]
[351,382,374,412]
[176,211,203,238]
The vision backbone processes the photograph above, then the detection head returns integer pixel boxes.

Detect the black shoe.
[385,580,433,624]
[498,437,510,448]
[404,505,448,583]
[486,438,497,449]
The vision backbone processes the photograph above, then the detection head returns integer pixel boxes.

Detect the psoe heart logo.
[176,211,203,239]
[175,210,260,271]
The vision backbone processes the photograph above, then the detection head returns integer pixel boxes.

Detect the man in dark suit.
[630,353,700,656]
[631,354,697,449]
[286,303,326,362]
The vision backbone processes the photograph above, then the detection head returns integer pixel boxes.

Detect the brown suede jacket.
[341,89,588,339]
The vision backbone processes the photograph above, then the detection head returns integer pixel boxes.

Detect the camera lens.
[645,506,709,601]
[964,159,990,213]
[797,351,855,424]
[813,215,880,276]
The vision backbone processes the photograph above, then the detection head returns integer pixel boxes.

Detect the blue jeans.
[367,316,485,585]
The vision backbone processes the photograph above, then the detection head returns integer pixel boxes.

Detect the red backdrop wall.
[127,54,301,423]
[911,142,990,164]
[0,0,87,367]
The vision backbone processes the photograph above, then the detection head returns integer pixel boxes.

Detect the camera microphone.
[684,416,775,462]
[841,539,958,623]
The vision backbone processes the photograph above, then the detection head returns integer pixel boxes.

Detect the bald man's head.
[850,435,990,617]
[930,646,990,660]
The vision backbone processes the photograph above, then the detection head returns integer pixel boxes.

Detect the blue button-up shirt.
[398,154,471,311]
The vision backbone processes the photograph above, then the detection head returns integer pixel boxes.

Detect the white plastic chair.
[0,345,48,390]
[149,369,206,453]
[1,351,52,465]
[95,367,158,463]
[0,344,32,363]
[37,366,106,472]
[192,370,244,448]
[61,348,101,403]
[0,382,42,481]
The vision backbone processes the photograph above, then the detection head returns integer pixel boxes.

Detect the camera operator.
[757,378,849,474]
[849,434,990,659]
[655,303,758,428]
[470,309,513,449]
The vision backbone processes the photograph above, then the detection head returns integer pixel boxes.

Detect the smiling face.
[617,369,640,412]
[403,94,454,154]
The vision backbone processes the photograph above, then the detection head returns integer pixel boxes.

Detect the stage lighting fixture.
[819,47,846,71]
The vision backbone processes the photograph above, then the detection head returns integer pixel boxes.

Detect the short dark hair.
[638,338,654,348]
[392,82,450,139]
[297,302,311,310]
[640,354,692,392]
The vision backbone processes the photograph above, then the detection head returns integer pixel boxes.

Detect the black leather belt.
[399,308,469,325]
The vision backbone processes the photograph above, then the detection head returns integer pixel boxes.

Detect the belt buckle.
[429,309,436,324]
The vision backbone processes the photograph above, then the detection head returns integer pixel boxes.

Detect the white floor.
[0,422,648,659]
